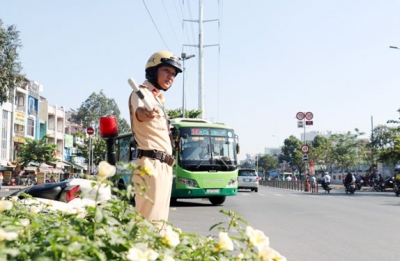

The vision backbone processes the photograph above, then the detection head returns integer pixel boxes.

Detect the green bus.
[113,118,240,205]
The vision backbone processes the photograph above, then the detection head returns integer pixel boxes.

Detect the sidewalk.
[1,185,28,192]
[325,184,374,191]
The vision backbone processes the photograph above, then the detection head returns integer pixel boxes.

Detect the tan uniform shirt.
[129,80,172,154]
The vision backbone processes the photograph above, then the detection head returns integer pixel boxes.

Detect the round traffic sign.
[305,112,314,120]
[296,112,305,120]
[87,127,94,135]
[300,144,310,154]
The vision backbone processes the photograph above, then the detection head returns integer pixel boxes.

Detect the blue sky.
[2,1,400,160]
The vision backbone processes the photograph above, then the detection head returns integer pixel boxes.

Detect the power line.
[161,0,180,46]
[141,0,169,50]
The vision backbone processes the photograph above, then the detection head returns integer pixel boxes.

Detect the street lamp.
[181,52,195,118]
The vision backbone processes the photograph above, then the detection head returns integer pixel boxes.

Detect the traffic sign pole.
[295,111,314,178]
[86,126,94,174]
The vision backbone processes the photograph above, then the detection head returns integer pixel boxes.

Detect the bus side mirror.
[236,143,240,154]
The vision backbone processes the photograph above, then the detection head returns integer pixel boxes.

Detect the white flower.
[162,226,180,247]
[163,255,175,261]
[0,200,13,213]
[97,161,116,181]
[29,205,40,214]
[75,206,86,218]
[61,207,75,215]
[134,158,155,176]
[19,219,30,227]
[246,226,269,248]
[10,196,18,203]
[126,247,159,261]
[257,244,287,261]
[0,228,19,241]
[213,232,234,252]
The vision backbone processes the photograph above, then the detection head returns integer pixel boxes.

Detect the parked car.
[238,168,259,192]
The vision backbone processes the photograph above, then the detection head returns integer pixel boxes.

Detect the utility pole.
[183,0,219,119]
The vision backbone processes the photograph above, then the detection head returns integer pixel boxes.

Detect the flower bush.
[0,162,286,261]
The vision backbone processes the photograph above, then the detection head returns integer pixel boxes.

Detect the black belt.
[137,149,175,166]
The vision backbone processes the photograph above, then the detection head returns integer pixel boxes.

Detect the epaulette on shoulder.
[139,84,148,89]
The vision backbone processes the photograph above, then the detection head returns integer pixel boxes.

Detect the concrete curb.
[1,186,28,192]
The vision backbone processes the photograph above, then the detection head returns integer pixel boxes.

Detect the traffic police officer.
[129,51,182,228]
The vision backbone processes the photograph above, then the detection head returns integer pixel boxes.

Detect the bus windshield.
[178,127,237,171]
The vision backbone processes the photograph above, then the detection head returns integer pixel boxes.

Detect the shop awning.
[29,162,52,168]
[39,167,64,174]
[24,166,38,172]
[72,164,85,170]
[50,161,73,169]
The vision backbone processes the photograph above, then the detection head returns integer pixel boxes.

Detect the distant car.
[238,168,259,192]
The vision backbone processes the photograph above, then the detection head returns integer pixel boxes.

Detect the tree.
[370,108,400,165]
[168,108,202,119]
[280,136,304,175]
[71,90,130,133]
[369,125,400,165]
[75,135,106,169]
[0,19,25,104]
[329,129,366,173]
[16,135,59,170]
[70,91,129,170]
[310,135,333,174]
[257,154,278,174]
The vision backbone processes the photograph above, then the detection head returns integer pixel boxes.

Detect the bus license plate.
[206,189,220,194]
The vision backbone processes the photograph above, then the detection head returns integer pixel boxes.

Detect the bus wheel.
[170,197,177,206]
[209,196,226,205]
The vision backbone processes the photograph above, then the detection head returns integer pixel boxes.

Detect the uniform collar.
[143,80,165,104]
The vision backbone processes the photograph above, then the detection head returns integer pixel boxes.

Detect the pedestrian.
[305,176,310,192]
[310,175,317,193]
[128,50,182,230]
[0,172,3,190]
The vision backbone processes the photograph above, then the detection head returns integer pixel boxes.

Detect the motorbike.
[8,178,112,212]
[344,182,356,194]
[393,180,400,197]
[373,179,386,192]
[321,181,332,193]
[355,179,363,190]
[384,176,395,189]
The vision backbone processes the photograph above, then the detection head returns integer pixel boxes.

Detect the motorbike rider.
[354,172,363,189]
[323,172,331,191]
[344,172,355,189]
[355,173,361,183]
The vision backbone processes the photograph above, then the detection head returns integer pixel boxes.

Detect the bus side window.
[119,139,130,162]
